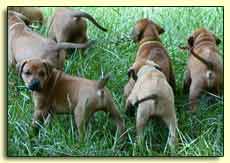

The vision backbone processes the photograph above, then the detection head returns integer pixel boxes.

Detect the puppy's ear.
[188,36,194,47]
[42,60,53,77]
[155,23,165,35]
[128,68,137,81]
[213,34,221,45]
[16,60,28,77]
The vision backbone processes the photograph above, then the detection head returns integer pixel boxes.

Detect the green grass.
[7,7,224,156]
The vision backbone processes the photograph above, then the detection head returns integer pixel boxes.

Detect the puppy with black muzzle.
[124,18,176,100]
[17,59,126,141]
[180,28,223,112]
[126,60,177,148]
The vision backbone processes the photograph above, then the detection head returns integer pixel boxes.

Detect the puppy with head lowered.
[124,18,176,100]
[48,7,107,44]
[181,28,223,112]
[126,60,177,148]
[8,11,92,70]
[17,58,125,141]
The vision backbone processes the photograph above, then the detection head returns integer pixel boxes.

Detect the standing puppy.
[48,7,107,44]
[17,58,125,141]
[126,60,177,147]
[124,18,176,100]
[182,28,223,112]
[8,11,92,69]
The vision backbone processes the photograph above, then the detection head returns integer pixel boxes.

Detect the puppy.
[8,7,43,25]
[17,58,125,141]
[182,28,223,112]
[124,18,176,100]
[126,60,177,147]
[8,11,92,70]
[48,7,107,44]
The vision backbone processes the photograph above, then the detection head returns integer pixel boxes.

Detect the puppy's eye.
[39,71,45,77]
[25,71,32,76]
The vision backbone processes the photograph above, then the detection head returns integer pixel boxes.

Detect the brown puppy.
[17,58,125,141]
[126,60,177,147]
[124,18,176,100]
[8,7,43,25]
[182,28,223,112]
[8,11,92,70]
[48,7,107,44]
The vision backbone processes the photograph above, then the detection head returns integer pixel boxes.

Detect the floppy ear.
[213,34,221,45]
[16,60,28,77]
[127,68,137,81]
[188,36,194,48]
[155,23,165,35]
[42,60,53,77]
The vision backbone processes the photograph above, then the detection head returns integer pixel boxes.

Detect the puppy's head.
[131,18,165,43]
[17,59,52,92]
[187,28,221,48]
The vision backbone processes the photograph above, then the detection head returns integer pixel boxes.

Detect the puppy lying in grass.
[181,28,223,112]
[8,11,92,70]
[124,18,176,101]
[17,58,126,141]
[126,60,177,148]
[48,7,107,44]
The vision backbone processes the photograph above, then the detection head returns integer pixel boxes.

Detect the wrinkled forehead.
[192,28,210,38]
[23,61,44,71]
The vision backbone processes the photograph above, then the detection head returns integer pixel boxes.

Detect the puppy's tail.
[134,94,158,107]
[54,40,95,50]
[71,11,107,32]
[97,73,110,90]
[206,70,215,88]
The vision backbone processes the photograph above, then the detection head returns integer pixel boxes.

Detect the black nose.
[28,79,41,91]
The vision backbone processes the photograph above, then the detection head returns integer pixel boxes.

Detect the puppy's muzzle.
[28,79,41,91]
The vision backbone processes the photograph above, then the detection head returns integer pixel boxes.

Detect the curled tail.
[71,11,107,32]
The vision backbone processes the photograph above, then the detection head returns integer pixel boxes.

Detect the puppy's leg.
[105,100,125,139]
[136,104,151,145]
[74,104,86,142]
[183,69,191,94]
[124,79,135,100]
[162,111,177,150]
[189,79,203,112]
[32,109,49,132]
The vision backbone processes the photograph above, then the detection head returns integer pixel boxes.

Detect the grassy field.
[7,7,224,156]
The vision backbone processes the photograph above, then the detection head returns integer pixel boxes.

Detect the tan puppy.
[126,60,177,147]
[17,58,125,141]
[8,7,43,25]
[182,28,223,112]
[8,11,92,70]
[48,7,107,44]
[124,18,176,100]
